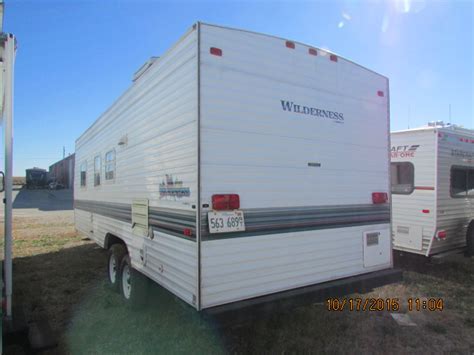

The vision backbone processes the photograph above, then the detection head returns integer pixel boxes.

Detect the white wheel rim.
[109,255,117,284]
[122,264,132,299]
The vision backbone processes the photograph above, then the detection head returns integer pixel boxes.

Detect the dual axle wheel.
[107,244,148,306]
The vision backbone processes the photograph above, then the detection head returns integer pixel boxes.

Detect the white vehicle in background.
[74,22,400,312]
[391,122,474,257]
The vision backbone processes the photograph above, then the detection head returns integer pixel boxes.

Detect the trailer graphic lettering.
[451,149,474,159]
[280,100,344,123]
[159,174,190,199]
[391,145,420,158]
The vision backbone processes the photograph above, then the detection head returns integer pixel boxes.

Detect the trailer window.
[451,166,474,198]
[105,150,115,181]
[80,162,87,187]
[468,170,474,197]
[94,155,101,186]
[391,162,414,194]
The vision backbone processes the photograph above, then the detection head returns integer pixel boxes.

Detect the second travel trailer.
[391,123,474,257]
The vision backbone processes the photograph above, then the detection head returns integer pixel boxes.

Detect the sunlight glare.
[403,0,411,13]
[381,14,389,33]
[393,0,411,13]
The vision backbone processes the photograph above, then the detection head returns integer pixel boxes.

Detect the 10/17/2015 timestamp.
[326,298,444,312]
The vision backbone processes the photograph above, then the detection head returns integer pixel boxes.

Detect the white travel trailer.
[391,123,474,257]
[74,23,399,312]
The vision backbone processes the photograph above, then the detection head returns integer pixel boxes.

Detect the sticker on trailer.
[391,145,420,159]
[451,149,474,159]
[159,174,191,200]
[208,210,246,234]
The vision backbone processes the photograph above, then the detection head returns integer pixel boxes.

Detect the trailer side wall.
[391,130,437,255]
[75,27,199,306]
[434,128,474,254]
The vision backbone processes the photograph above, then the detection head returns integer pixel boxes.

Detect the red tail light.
[183,228,192,237]
[212,194,240,210]
[330,54,338,62]
[372,192,388,204]
[308,48,317,56]
[210,47,222,56]
[286,41,295,49]
[436,230,447,240]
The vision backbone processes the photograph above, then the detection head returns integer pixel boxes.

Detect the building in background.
[49,154,75,189]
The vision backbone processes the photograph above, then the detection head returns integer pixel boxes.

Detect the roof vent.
[133,56,159,82]
[428,121,445,127]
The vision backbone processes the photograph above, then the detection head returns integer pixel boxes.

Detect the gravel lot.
[2,187,474,354]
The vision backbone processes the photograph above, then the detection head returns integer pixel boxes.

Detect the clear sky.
[3,0,473,175]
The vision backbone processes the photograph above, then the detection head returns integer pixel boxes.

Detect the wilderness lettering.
[280,100,344,121]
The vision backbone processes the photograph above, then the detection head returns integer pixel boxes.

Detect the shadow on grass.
[13,243,224,354]
[393,251,474,287]
[64,275,383,354]
[65,281,224,354]
[12,187,73,211]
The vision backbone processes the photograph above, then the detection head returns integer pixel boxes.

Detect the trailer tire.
[467,221,474,257]
[119,255,149,309]
[107,244,127,292]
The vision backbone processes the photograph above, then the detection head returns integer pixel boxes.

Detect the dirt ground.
[2,188,474,354]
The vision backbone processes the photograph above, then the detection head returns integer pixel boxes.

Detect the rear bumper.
[203,268,402,323]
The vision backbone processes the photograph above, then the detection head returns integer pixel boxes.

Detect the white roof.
[392,124,474,138]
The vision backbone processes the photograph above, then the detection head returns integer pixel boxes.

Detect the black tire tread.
[107,243,127,292]
[119,255,149,309]
[466,220,474,257]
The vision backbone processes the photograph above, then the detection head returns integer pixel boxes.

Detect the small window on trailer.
[450,166,474,198]
[468,170,474,196]
[105,150,116,181]
[80,161,87,187]
[391,162,414,194]
[94,155,101,186]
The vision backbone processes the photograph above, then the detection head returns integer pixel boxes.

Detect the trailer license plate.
[208,210,245,234]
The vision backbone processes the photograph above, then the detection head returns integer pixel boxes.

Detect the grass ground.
[4,207,474,354]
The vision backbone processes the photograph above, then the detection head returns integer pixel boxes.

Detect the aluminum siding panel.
[74,26,199,306]
[201,224,390,308]
[391,130,437,255]
[434,128,474,254]
[199,24,389,208]
[75,208,93,240]
[199,24,391,308]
